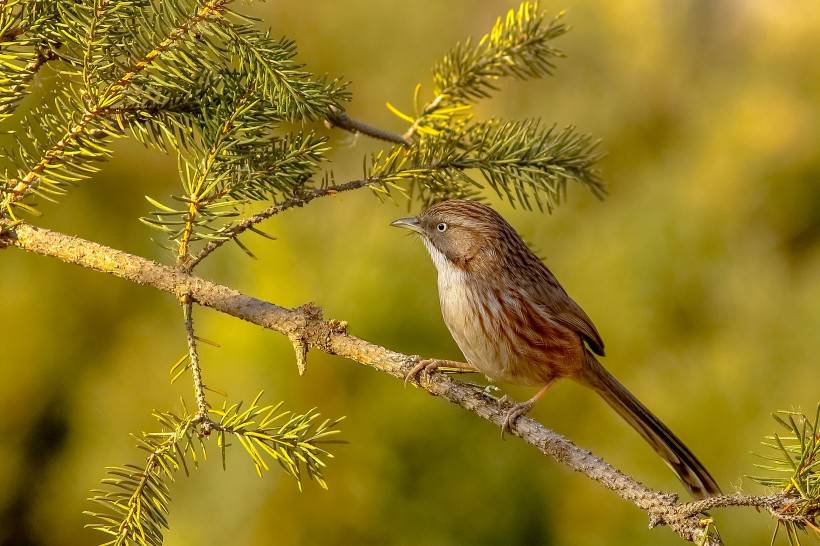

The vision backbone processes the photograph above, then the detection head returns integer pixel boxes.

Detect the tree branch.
[3,221,806,545]
[325,106,411,146]
[674,494,811,522]
[0,0,235,214]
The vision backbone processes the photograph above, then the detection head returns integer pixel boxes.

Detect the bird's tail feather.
[579,352,720,499]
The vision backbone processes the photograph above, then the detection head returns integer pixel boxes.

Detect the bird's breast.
[435,264,583,385]
[436,266,527,383]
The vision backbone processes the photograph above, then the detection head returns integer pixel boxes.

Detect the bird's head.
[390,199,514,271]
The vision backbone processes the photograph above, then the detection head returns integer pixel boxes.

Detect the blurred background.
[1,0,819,545]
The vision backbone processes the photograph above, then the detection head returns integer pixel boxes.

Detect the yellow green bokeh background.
[1,1,819,545]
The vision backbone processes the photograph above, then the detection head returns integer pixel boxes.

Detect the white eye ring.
[436,222,448,232]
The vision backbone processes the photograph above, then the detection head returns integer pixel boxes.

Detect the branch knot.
[288,302,324,375]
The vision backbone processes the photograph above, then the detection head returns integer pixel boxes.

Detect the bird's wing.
[526,262,606,356]
[552,303,606,356]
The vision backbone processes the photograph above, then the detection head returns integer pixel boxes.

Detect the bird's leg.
[404,358,478,387]
[501,382,553,438]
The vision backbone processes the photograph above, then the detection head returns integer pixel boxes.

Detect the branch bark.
[181,295,209,421]
[325,106,411,146]
[2,221,801,545]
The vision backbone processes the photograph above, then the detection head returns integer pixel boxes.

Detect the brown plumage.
[391,199,720,499]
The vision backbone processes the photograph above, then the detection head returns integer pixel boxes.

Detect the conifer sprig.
[84,410,201,546]
[139,79,329,259]
[751,406,820,545]
[211,393,344,490]
[401,1,568,140]
[3,0,238,216]
[365,119,603,210]
[86,396,343,545]
[218,22,350,120]
[0,0,347,219]
[0,0,60,122]
[434,2,567,103]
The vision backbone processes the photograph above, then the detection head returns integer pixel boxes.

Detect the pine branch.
[434,2,567,101]
[179,117,602,254]
[1,0,238,215]
[3,0,346,219]
[142,102,329,260]
[403,1,568,140]
[749,406,820,544]
[674,493,816,523]
[174,89,256,260]
[1,101,116,218]
[11,221,818,546]
[366,120,604,209]
[85,410,201,546]
[81,0,113,95]
[83,395,342,545]
[186,118,604,268]
[0,46,58,122]
[210,393,343,488]
[0,1,61,122]
[217,21,349,120]
[102,0,233,99]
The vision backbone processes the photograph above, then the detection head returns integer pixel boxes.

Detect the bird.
[390,198,721,498]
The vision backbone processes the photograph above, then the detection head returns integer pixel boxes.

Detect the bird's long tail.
[578,352,721,498]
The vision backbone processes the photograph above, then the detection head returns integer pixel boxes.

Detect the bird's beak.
[390,216,423,234]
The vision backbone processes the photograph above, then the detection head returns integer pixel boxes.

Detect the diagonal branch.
[325,106,411,146]
[3,221,809,545]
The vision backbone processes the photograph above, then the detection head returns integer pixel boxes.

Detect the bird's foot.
[501,400,535,439]
[480,384,506,402]
[404,358,441,387]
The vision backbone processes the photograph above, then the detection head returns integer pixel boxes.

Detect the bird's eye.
[436,222,448,232]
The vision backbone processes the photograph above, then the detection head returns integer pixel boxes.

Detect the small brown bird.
[391,199,720,498]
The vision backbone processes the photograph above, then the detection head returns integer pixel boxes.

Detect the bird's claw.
[482,384,502,397]
[501,400,534,439]
[404,358,440,387]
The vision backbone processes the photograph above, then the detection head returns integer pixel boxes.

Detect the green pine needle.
[750,405,820,545]
[211,393,344,490]
[85,395,343,545]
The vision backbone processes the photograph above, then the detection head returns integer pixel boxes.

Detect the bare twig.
[181,295,209,425]
[325,106,410,146]
[4,221,811,545]
[186,160,460,271]
[674,494,812,522]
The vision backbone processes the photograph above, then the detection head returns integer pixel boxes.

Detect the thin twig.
[184,178,374,271]
[181,295,209,427]
[186,159,459,271]
[325,106,410,146]
[14,222,815,544]
[674,493,809,522]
